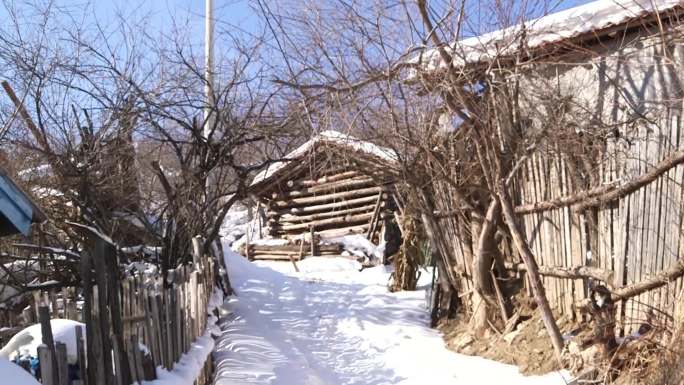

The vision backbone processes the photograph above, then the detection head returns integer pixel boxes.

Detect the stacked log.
[242,243,344,261]
[261,167,393,242]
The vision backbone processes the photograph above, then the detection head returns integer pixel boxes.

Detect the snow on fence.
[28,231,217,385]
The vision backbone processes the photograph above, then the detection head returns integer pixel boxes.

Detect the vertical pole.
[204,0,217,229]
[204,0,215,140]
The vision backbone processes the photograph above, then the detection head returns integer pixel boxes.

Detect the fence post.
[131,334,146,381]
[38,344,56,385]
[75,325,88,385]
[38,305,58,375]
[192,236,203,267]
[55,342,69,385]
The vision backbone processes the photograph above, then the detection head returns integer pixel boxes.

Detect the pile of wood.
[263,169,392,241]
[242,243,344,261]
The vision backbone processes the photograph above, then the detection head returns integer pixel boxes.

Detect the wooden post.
[55,342,69,385]
[98,237,130,385]
[38,345,56,385]
[165,291,174,368]
[111,339,125,385]
[366,193,384,240]
[33,291,43,321]
[490,269,509,324]
[75,326,88,385]
[498,183,564,359]
[91,242,114,385]
[126,341,139,385]
[192,236,203,267]
[38,305,59,375]
[310,226,315,257]
[131,334,146,381]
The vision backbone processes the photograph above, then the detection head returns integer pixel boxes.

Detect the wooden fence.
[512,115,684,332]
[29,231,217,385]
[431,113,684,333]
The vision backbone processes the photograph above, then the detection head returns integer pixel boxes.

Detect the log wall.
[257,160,395,244]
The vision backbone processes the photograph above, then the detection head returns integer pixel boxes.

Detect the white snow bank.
[216,248,571,384]
[412,0,682,71]
[140,289,223,385]
[255,256,363,275]
[0,319,84,363]
[248,239,289,247]
[251,130,397,185]
[220,207,251,246]
[323,234,384,263]
[140,331,215,385]
[0,358,39,385]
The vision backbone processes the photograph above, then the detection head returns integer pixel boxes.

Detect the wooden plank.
[558,155,573,316]
[175,288,183,361]
[671,114,684,318]
[165,290,174,368]
[38,344,56,385]
[614,136,630,333]
[38,305,56,348]
[111,338,124,385]
[545,156,559,312]
[131,334,146,382]
[271,186,385,208]
[55,342,69,385]
[101,238,130,385]
[275,211,382,232]
[552,155,567,314]
[366,193,384,240]
[151,294,166,369]
[283,194,384,215]
[277,176,375,198]
[274,203,378,223]
[75,325,88,385]
[521,159,534,298]
[641,130,656,325]
[629,123,647,333]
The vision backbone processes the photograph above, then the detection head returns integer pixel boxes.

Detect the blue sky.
[41,0,595,46]
[0,0,599,78]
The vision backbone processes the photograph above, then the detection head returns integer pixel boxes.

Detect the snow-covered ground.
[212,250,571,385]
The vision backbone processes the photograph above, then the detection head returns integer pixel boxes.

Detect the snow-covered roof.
[251,130,397,186]
[412,0,683,72]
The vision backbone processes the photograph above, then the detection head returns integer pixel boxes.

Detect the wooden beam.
[274,212,383,232]
[271,186,385,208]
[276,177,375,199]
[575,259,684,311]
[245,244,342,252]
[506,262,614,286]
[283,224,369,241]
[272,203,379,223]
[293,170,360,188]
[281,194,386,215]
[366,193,384,240]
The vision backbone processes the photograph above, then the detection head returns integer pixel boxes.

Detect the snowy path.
[212,252,571,385]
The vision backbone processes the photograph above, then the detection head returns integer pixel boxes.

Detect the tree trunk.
[471,200,510,333]
[498,181,564,360]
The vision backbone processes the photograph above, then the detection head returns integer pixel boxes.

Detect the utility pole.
[203,0,216,242]
[204,0,215,140]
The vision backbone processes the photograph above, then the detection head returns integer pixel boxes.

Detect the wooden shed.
[243,130,401,265]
